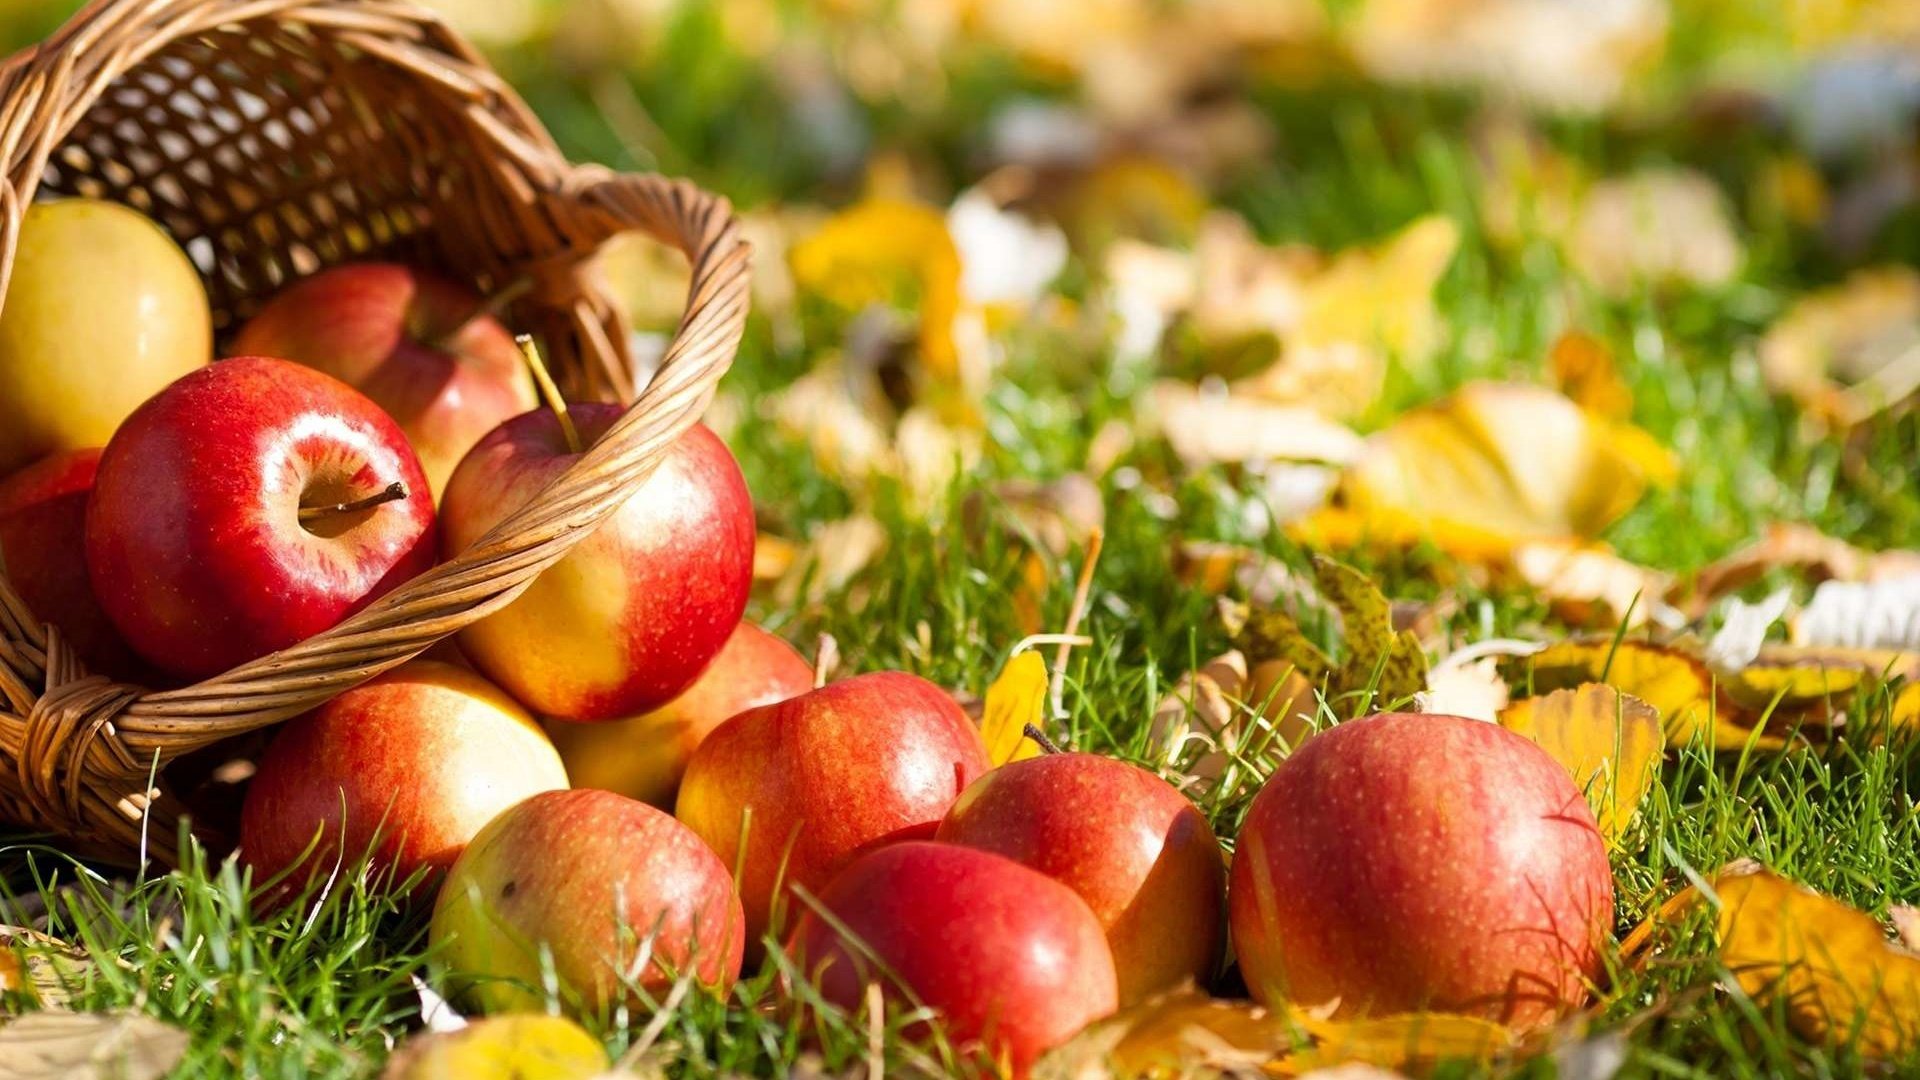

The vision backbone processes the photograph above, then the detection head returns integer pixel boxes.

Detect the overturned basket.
[0,0,750,863]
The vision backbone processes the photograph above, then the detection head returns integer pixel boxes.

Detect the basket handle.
[0,169,751,849]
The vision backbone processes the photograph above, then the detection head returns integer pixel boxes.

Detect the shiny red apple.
[676,671,991,947]
[546,621,814,806]
[0,449,144,679]
[1229,712,1613,1029]
[240,660,568,896]
[231,263,537,498]
[432,788,746,1014]
[937,752,1226,1004]
[788,841,1118,1077]
[440,408,753,721]
[86,357,437,679]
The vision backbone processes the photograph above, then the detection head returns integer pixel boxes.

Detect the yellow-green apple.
[231,263,537,498]
[676,671,991,948]
[431,787,745,1014]
[0,199,210,473]
[240,660,567,896]
[936,752,1226,1004]
[546,621,812,806]
[1229,712,1613,1029]
[85,357,437,679]
[788,841,1118,1077]
[0,450,145,680]
[440,409,753,721]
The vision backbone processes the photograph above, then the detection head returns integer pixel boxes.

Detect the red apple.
[1229,712,1613,1029]
[676,671,991,947]
[788,841,1118,1076]
[431,788,745,1014]
[440,407,753,721]
[86,357,437,679]
[240,660,568,896]
[231,263,537,498]
[936,752,1226,1004]
[546,621,813,807]
[0,450,144,679]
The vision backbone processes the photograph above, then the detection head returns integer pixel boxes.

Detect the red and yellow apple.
[0,199,211,474]
[1229,712,1613,1029]
[240,660,567,896]
[788,841,1118,1077]
[85,357,438,679]
[546,621,813,806]
[937,752,1226,1004]
[431,788,745,1014]
[441,409,753,721]
[231,263,537,498]
[676,671,991,947]
[0,449,144,679]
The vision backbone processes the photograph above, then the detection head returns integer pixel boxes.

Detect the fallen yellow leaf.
[381,1014,607,1079]
[1758,266,1920,426]
[1498,684,1662,846]
[980,650,1050,765]
[1548,331,1633,419]
[789,197,968,381]
[1281,1011,1514,1075]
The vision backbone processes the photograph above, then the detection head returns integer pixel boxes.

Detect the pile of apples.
[0,199,1617,1076]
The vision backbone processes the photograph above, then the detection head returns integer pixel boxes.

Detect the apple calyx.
[515,334,581,455]
[298,481,410,524]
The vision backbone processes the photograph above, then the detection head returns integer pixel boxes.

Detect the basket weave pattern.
[0,0,751,861]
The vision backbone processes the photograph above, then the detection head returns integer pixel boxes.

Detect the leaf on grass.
[0,927,94,1011]
[1510,540,1674,630]
[1338,382,1674,556]
[0,1010,188,1080]
[380,1014,607,1080]
[980,651,1050,765]
[1498,685,1662,845]
[1549,331,1633,420]
[1502,639,1724,747]
[1415,657,1509,723]
[1714,867,1920,1059]
[789,197,968,381]
[1286,214,1459,382]
[1147,381,1364,469]
[1758,266,1920,425]
[1689,522,1920,614]
[1172,541,1303,607]
[1567,168,1743,297]
[1791,576,1920,652]
[1280,1012,1514,1076]
[773,516,890,609]
[1232,606,1335,686]
[1150,652,1318,787]
[1313,556,1428,705]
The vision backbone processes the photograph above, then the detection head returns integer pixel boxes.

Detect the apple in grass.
[1229,711,1613,1030]
[936,752,1226,1004]
[85,357,437,680]
[431,788,745,1014]
[676,671,991,948]
[231,263,537,498]
[240,660,568,897]
[546,621,813,807]
[788,841,1118,1077]
[0,199,210,475]
[0,450,145,680]
[440,406,754,721]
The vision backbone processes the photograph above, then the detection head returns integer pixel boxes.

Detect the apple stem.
[517,334,582,455]
[1049,526,1104,718]
[1022,723,1065,755]
[297,481,409,523]
[429,275,534,353]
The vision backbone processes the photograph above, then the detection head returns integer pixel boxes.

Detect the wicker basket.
[0,0,751,864]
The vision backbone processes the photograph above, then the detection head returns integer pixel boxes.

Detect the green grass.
[5,2,1920,1077]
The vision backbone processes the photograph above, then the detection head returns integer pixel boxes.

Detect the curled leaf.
[1498,685,1662,846]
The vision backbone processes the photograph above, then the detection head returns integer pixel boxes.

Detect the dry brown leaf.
[1498,685,1663,846]
[1759,266,1920,425]
[1568,168,1743,297]
[1335,382,1674,555]
[1690,522,1920,612]
[1511,540,1675,630]
[1714,867,1920,1059]
[0,1010,188,1080]
[0,928,93,1010]
[988,475,1107,558]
